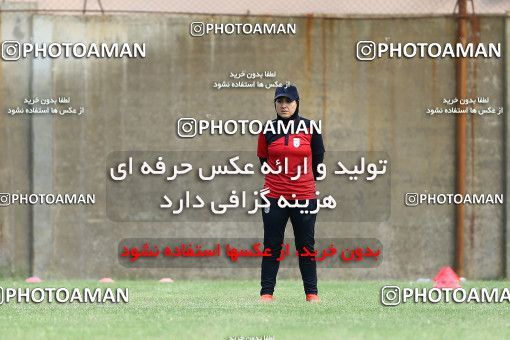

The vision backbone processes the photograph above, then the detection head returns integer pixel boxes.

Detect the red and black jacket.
[257,112,325,200]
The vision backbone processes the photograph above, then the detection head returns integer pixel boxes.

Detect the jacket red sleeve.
[257,132,268,158]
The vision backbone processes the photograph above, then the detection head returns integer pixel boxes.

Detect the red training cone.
[25,276,43,283]
[433,266,461,289]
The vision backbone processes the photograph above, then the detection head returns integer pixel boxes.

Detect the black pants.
[260,197,318,295]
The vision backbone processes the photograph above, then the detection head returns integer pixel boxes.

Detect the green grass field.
[0,279,509,339]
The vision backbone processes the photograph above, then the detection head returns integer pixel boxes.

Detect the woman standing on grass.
[256,84,325,302]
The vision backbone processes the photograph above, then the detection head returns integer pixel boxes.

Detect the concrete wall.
[0,9,507,280]
[0,2,36,277]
